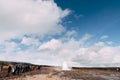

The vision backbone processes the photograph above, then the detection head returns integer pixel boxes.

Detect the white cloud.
[0,29,119,67]
[72,42,120,67]
[38,39,61,50]
[0,41,19,53]
[78,34,91,47]
[37,36,120,67]
[107,41,113,45]
[61,30,77,41]
[101,35,109,39]
[0,34,120,67]
[113,55,120,63]
[0,0,120,67]
[37,35,120,67]
[21,37,40,46]
[0,0,70,41]
[80,34,91,42]
[65,30,77,37]
[95,41,105,47]
[74,14,84,20]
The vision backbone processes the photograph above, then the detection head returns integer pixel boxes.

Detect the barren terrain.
[0,61,120,80]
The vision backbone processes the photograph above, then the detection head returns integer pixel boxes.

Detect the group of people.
[0,65,3,77]
[6,64,31,77]
[0,64,41,78]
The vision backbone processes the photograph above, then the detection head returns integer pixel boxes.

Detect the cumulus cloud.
[37,34,120,67]
[21,37,40,46]
[61,30,77,41]
[0,0,120,67]
[0,41,19,53]
[38,39,61,50]
[0,33,120,67]
[0,0,70,41]
[72,43,120,67]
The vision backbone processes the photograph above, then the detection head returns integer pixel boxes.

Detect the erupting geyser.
[62,61,71,70]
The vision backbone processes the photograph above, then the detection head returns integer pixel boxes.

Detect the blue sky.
[0,0,120,67]
[55,0,120,43]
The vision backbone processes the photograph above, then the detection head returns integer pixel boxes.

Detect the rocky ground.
[0,67,120,80]
[0,61,120,80]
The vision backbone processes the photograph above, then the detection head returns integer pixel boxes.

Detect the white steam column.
[62,61,71,70]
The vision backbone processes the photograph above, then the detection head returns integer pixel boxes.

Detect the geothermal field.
[0,61,120,80]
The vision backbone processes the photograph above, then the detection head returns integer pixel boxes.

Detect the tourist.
[0,65,2,77]
[6,65,12,77]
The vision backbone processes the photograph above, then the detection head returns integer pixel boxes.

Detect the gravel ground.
[1,67,120,80]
